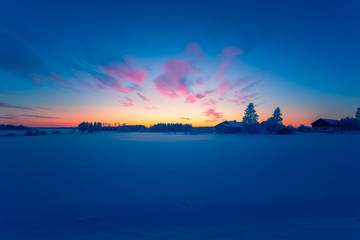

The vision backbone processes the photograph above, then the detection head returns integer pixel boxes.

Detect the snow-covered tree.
[96,122,102,131]
[340,117,360,130]
[78,121,102,132]
[242,102,260,133]
[264,117,278,134]
[78,122,88,133]
[272,107,283,126]
[356,107,360,120]
[264,107,284,133]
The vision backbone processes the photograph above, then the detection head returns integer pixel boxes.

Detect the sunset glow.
[0,0,359,127]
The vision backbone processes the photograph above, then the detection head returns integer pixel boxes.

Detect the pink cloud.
[216,73,226,82]
[184,96,197,103]
[216,46,244,86]
[31,72,80,92]
[215,78,248,96]
[153,59,199,99]
[184,90,214,104]
[102,63,147,84]
[201,99,217,108]
[122,97,135,107]
[123,103,134,107]
[125,97,135,103]
[205,119,222,123]
[95,77,134,93]
[230,93,259,105]
[219,46,244,72]
[80,81,99,92]
[0,102,33,110]
[180,117,191,120]
[144,106,158,110]
[137,92,151,102]
[228,81,260,105]
[236,81,260,95]
[185,42,203,58]
[216,80,233,96]
[202,108,223,121]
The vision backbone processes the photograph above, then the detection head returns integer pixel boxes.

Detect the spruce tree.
[356,107,360,120]
[242,102,259,133]
[272,107,283,126]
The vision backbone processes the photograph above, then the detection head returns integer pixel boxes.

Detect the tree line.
[77,122,192,133]
[78,122,103,132]
[0,124,28,130]
[339,107,360,130]
[241,103,285,134]
[76,106,360,133]
[242,103,360,133]
[149,123,192,132]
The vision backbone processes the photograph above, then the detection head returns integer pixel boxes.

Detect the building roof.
[217,121,242,128]
[313,118,340,125]
[277,127,293,132]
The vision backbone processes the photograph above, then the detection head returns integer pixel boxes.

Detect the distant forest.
[1,105,359,133]
[77,122,192,133]
[76,105,360,133]
[0,124,28,130]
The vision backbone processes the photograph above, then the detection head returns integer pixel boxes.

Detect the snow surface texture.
[1,132,360,239]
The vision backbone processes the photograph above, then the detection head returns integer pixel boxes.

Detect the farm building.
[215,121,242,133]
[311,118,342,132]
[277,128,293,135]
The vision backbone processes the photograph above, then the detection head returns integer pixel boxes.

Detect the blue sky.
[0,0,359,126]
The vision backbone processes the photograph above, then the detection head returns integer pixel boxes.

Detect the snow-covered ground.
[1,132,360,239]
[0,128,75,136]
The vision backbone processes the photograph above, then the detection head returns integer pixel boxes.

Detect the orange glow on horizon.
[4,109,321,128]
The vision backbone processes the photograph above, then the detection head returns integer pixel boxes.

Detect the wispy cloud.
[219,46,244,73]
[185,42,203,59]
[79,81,99,92]
[153,59,200,99]
[202,108,223,122]
[22,114,59,119]
[215,78,248,96]
[0,102,33,110]
[185,90,214,104]
[90,66,146,94]
[122,97,135,107]
[144,106,158,110]
[94,72,135,93]
[180,117,191,120]
[237,81,260,95]
[0,115,17,120]
[229,93,259,105]
[228,81,261,105]
[31,72,80,91]
[36,107,53,110]
[101,62,147,85]
[0,32,48,78]
[137,92,151,102]
[201,99,217,108]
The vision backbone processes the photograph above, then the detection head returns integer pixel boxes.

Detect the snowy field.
[1,132,360,239]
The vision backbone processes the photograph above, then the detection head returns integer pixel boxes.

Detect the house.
[277,128,293,135]
[215,121,242,133]
[311,118,342,132]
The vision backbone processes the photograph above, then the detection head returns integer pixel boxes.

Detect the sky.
[0,0,359,127]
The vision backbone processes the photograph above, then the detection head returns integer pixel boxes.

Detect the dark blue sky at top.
[1,0,359,92]
[0,0,359,126]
